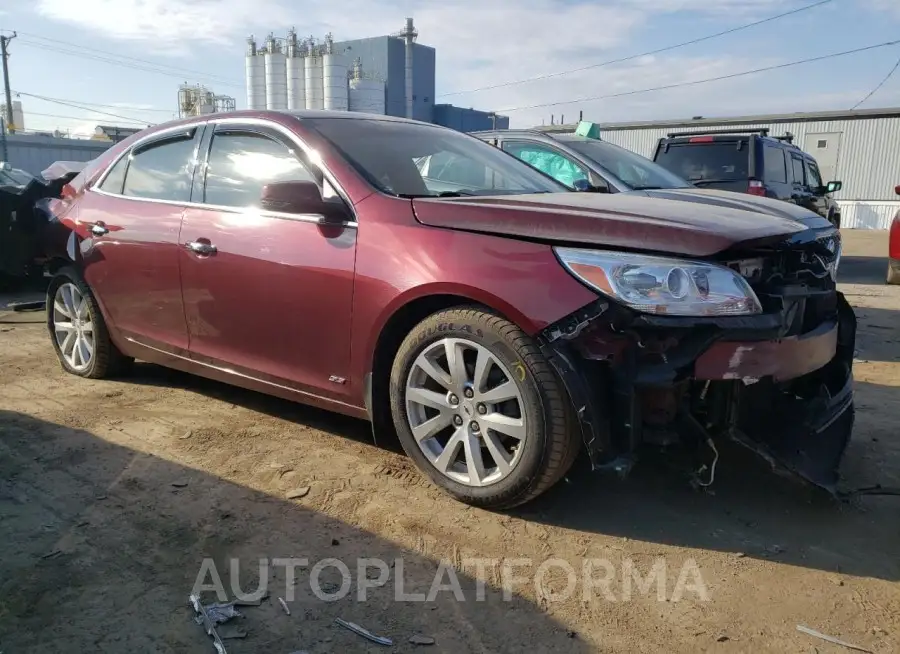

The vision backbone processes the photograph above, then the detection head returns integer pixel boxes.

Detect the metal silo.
[264,34,287,111]
[245,36,266,110]
[348,59,385,115]
[322,34,348,111]
[285,29,306,111]
[304,37,324,110]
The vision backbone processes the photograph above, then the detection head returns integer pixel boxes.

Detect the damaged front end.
[540,229,856,493]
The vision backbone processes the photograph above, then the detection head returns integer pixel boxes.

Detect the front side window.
[303,117,565,197]
[805,160,823,189]
[502,141,588,189]
[122,137,196,202]
[203,131,318,209]
[763,145,787,184]
[790,156,806,186]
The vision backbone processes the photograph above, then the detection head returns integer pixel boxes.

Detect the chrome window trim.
[88,116,359,227]
[91,185,358,228]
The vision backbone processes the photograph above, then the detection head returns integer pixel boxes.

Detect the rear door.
[80,125,201,355]
[653,138,750,194]
[179,121,357,401]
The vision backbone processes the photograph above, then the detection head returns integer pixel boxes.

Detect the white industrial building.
[177,84,236,118]
[541,107,900,229]
[246,30,386,116]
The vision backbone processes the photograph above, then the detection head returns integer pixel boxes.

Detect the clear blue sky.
[2,0,899,133]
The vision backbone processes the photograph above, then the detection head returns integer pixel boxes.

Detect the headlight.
[554,247,762,316]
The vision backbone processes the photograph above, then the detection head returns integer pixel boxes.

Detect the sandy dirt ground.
[0,230,898,653]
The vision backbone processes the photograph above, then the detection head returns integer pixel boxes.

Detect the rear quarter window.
[763,146,787,183]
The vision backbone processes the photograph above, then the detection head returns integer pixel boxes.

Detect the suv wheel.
[47,267,133,378]
[389,307,579,509]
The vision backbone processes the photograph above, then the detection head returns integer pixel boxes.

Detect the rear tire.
[389,306,579,509]
[46,267,134,379]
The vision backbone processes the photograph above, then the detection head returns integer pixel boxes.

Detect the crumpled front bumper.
[540,291,857,492]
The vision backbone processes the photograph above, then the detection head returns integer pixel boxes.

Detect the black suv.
[652,128,843,228]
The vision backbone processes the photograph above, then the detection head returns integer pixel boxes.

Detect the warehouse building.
[540,107,900,229]
[244,18,507,131]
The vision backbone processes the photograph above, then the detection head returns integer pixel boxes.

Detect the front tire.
[46,267,133,379]
[389,307,579,509]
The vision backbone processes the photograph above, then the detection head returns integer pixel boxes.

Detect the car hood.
[640,187,832,226]
[411,192,810,257]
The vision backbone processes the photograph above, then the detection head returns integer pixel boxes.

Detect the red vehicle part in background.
[888,185,900,285]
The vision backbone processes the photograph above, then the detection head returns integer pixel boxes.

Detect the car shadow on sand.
[0,410,589,654]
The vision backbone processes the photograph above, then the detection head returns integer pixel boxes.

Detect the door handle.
[90,222,109,236]
[185,241,217,255]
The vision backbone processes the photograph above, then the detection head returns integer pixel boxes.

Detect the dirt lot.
[1,230,898,653]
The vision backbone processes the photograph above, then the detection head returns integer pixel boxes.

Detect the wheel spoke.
[62,285,77,317]
[412,412,452,442]
[414,352,452,390]
[479,381,518,404]
[481,413,526,441]
[483,431,513,477]
[79,335,93,361]
[80,321,94,334]
[472,347,493,394]
[76,293,89,319]
[407,387,451,411]
[60,330,76,357]
[72,335,83,367]
[54,321,76,333]
[463,432,487,486]
[433,429,464,473]
[444,339,469,390]
[54,300,72,319]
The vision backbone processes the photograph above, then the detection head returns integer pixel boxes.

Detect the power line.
[14,91,154,124]
[14,38,244,89]
[851,51,900,110]
[498,39,900,113]
[25,110,147,124]
[438,0,835,98]
[7,30,243,88]
[13,92,173,114]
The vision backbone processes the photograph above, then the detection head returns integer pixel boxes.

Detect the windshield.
[565,139,692,190]
[653,142,749,183]
[303,118,567,197]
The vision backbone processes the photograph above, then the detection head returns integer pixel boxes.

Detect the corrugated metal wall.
[433,105,510,132]
[592,116,900,203]
[5,133,111,176]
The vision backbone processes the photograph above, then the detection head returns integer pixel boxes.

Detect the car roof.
[470,130,607,146]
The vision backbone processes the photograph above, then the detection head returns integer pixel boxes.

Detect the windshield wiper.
[689,178,734,185]
[630,185,667,190]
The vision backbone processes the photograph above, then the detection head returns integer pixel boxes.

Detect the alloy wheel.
[405,337,527,487]
[52,283,95,372]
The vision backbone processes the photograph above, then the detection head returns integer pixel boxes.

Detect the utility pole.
[1,31,16,134]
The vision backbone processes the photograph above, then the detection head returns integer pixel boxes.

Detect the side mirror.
[260,180,349,222]
[826,180,842,193]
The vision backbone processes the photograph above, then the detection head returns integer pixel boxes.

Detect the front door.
[179,122,357,401]
[78,126,201,354]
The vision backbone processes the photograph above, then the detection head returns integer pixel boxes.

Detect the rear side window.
[762,146,787,183]
[790,156,806,186]
[203,131,317,209]
[122,137,196,202]
[654,141,748,182]
[502,141,589,189]
[98,156,128,194]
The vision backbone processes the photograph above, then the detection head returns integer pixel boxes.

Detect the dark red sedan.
[40,110,856,508]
